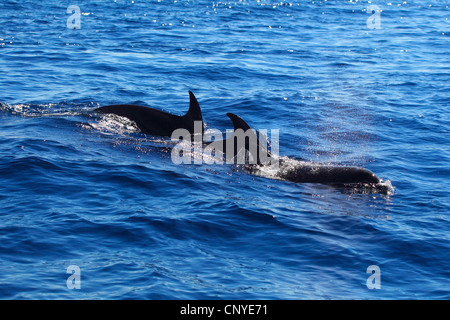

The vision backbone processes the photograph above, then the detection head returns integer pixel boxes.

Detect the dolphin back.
[277,163,380,184]
[96,91,204,137]
[225,113,273,165]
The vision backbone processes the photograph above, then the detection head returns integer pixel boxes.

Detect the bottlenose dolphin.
[226,113,382,186]
[96,91,203,137]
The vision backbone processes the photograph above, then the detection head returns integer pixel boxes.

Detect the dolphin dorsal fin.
[226,113,273,165]
[185,91,203,122]
[226,113,251,131]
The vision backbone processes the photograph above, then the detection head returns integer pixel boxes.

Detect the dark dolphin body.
[225,113,383,187]
[96,91,203,137]
[275,163,379,184]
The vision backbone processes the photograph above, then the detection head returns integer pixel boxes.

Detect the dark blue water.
[0,0,449,299]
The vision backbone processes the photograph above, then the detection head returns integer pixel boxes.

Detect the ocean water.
[0,0,449,299]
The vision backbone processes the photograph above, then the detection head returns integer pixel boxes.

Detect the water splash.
[0,101,98,117]
[90,113,140,136]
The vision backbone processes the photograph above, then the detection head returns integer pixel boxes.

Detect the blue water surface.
[0,0,449,299]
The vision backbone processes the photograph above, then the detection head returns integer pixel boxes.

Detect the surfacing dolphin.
[96,91,203,137]
[226,113,385,189]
